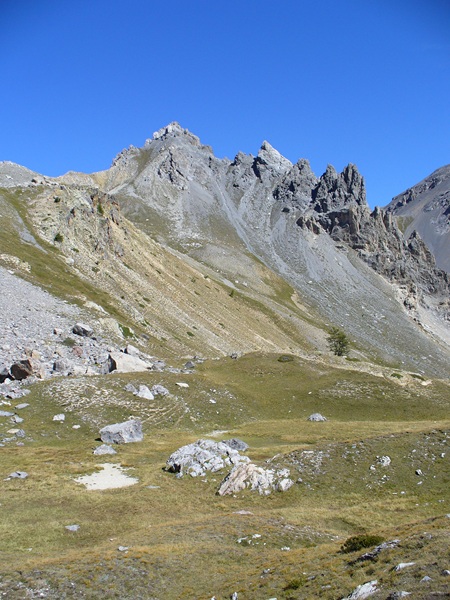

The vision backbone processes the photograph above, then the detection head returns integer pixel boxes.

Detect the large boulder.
[108,351,153,373]
[99,419,143,444]
[72,322,94,337]
[217,463,294,496]
[166,439,250,478]
[10,359,35,381]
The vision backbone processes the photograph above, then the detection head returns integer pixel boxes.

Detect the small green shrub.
[278,355,294,363]
[54,232,64,243]
[391,372,402,379]
[62,337,76,348]
[54,196,61,203]
[187,331,195,337]
[410,373,425,381]
[97,203,104,216]
[283,576,306,590]
[119,323,134,339]
[340,534,384,554]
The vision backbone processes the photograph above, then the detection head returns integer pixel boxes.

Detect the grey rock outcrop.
[166,439,250,477]
[342,580,378,600]
[217,463,294,496]
[99,419,143,444]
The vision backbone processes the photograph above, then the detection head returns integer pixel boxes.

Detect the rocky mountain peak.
[147,121,202,148]
[252,141,292,184]
[312,163,366,213]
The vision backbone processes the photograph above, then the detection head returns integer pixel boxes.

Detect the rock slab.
[99,419,143,444]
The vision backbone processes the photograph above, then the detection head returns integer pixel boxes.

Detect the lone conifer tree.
[327,327,349,356]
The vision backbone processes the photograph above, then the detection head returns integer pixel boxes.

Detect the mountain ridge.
[0,123,449,377]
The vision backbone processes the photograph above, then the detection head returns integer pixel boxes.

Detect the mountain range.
[1,121,448,376]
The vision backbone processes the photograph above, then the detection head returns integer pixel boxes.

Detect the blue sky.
[1,0,449,207]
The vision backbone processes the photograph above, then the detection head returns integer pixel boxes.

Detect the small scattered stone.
[308,413,327,422]
[124,383,137,393]
[15,403,30,410]
[176,382,189,388]
[151,384,169,396]
[421,576,432,582]
[117,545,128,552]
[394,562,415,571]
[7,471,28,479]
[134,385,154,400]
[65,524,80,532]
[53,413,65,422]
[72,323,93,337]
[93,444,117,455]
[222,438,249,451]
[0,410,14,417]
[184,361,195,369]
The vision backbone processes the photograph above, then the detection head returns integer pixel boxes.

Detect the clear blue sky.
[1,0,449,207]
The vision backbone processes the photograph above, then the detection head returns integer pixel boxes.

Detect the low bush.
[340,534,384,554]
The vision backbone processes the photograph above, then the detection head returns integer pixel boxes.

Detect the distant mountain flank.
[386,165,450,273]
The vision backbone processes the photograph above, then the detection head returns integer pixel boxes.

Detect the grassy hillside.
[1,354,449,598]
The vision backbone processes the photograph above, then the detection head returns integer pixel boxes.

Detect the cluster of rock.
[166,439,250,478]
[0,265,186,403]
[166,438,295,496]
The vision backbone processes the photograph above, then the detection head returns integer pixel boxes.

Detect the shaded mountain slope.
[386,164,450,273]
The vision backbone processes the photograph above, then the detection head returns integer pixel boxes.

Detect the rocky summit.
[0,124,449,599]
